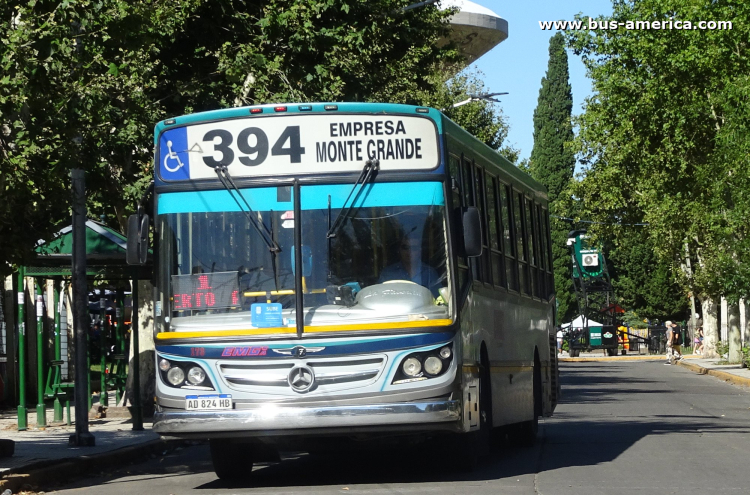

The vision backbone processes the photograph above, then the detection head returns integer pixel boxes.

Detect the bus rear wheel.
[511,360,541,447]
[210,439,254,480]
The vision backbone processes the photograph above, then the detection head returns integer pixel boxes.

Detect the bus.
[128,102,558,478]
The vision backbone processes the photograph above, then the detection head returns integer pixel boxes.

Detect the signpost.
[69,169,95,447]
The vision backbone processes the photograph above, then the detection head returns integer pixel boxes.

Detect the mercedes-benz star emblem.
[288,365,315,393]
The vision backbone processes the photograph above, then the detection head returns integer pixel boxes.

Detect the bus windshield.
[156,181,452,332]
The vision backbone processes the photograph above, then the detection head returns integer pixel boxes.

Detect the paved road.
[48,361,750,494]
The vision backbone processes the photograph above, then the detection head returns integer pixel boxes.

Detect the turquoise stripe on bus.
[301,182,443,209]
[158,188,292,214]
[157,182,444,214]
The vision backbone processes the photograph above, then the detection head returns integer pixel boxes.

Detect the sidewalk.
[676,357,750,388]
[0,401,170,493]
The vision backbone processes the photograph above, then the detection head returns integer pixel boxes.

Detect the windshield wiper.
[214,165,280,252]
[326,159,379,238]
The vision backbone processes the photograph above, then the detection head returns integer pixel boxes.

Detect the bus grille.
[217,355,387,396]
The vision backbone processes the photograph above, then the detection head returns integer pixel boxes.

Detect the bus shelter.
[4,219,149,430]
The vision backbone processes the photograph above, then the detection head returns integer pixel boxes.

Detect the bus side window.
[486,172,505,289]
[534,203,546,299]
[474,164,491,284]
[543,208,554,299]
[451,153,469,294]
[461,156,473,207]
[462,157,478,281]
[499,183,518,291]
[515,192,529,295]
[448,154,462,209]
[525,197,538,298]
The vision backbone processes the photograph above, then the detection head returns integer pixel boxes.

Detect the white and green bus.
[129,102,558,478]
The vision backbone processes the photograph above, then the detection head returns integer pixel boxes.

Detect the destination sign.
[158,114,439,181]
[172,271,240,311]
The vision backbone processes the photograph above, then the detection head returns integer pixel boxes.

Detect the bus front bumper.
[152,399,461,436]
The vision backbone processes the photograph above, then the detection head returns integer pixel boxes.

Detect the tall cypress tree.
[529,32,576,324]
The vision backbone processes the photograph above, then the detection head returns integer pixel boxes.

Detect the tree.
[528,32,576,323]
[608,229,688,322]
[0,0,462,275]
[565,0,750,353]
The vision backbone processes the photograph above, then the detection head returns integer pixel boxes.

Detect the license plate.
[185,394,232,411]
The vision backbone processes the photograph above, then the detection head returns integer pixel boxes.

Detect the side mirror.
[462,207,482,258]
[126,213,149,265]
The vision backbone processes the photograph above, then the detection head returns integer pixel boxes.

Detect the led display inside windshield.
[172,271,240,310]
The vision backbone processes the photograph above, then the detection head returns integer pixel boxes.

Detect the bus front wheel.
[454,365,492,471]
[210,438,254,480]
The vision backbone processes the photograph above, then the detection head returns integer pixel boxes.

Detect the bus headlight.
[187,366,206,385]
[159,358,171,372]
[424,356,443,375]
[402,357,422,377]
[167,367,185,386]
[392,343,453,385]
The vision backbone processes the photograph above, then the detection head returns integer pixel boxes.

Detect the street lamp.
[449,92,508,109]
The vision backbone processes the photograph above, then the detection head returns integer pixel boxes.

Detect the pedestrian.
[556,327,564,356]
[664,321,682,364]
[694,326,704,355]
[672,323,684,360]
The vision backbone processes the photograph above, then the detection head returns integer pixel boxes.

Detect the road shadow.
[42,360,750,491]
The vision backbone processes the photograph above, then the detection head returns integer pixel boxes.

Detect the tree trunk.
[741,299,749,347]
[702,297,719,358]
[121,280,155,417]
[728,303,741,363]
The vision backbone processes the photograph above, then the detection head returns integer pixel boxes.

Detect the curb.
[676,360,750,388]
[0,437,184,493]
[560,355,701,363]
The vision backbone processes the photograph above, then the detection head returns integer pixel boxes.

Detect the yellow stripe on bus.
[155,319,453,340]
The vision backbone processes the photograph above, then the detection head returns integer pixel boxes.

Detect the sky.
[464,0,614,162]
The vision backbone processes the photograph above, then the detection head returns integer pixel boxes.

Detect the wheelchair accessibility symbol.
[159,127,190,180]
[164,140,185,172]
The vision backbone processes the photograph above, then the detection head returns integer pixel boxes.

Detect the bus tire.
[511,359,541,447]
[210,439,254,480]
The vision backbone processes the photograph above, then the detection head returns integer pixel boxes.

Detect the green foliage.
[0,0,463,274]
[530,33,575,204]
[529,33,576,323]
[565,0,750,306]
[716,341,730,361]
[608,229,688,321]
[621,310,647,329]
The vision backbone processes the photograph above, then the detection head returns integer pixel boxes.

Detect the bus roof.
[154,102,444,140]
[440,115,548,199]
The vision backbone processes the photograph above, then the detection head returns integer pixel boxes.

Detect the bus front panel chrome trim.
[153,399,461,435]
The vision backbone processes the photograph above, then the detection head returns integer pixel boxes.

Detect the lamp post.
[448,92,508,109]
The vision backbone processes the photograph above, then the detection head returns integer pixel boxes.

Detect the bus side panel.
[468,284,553,427]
